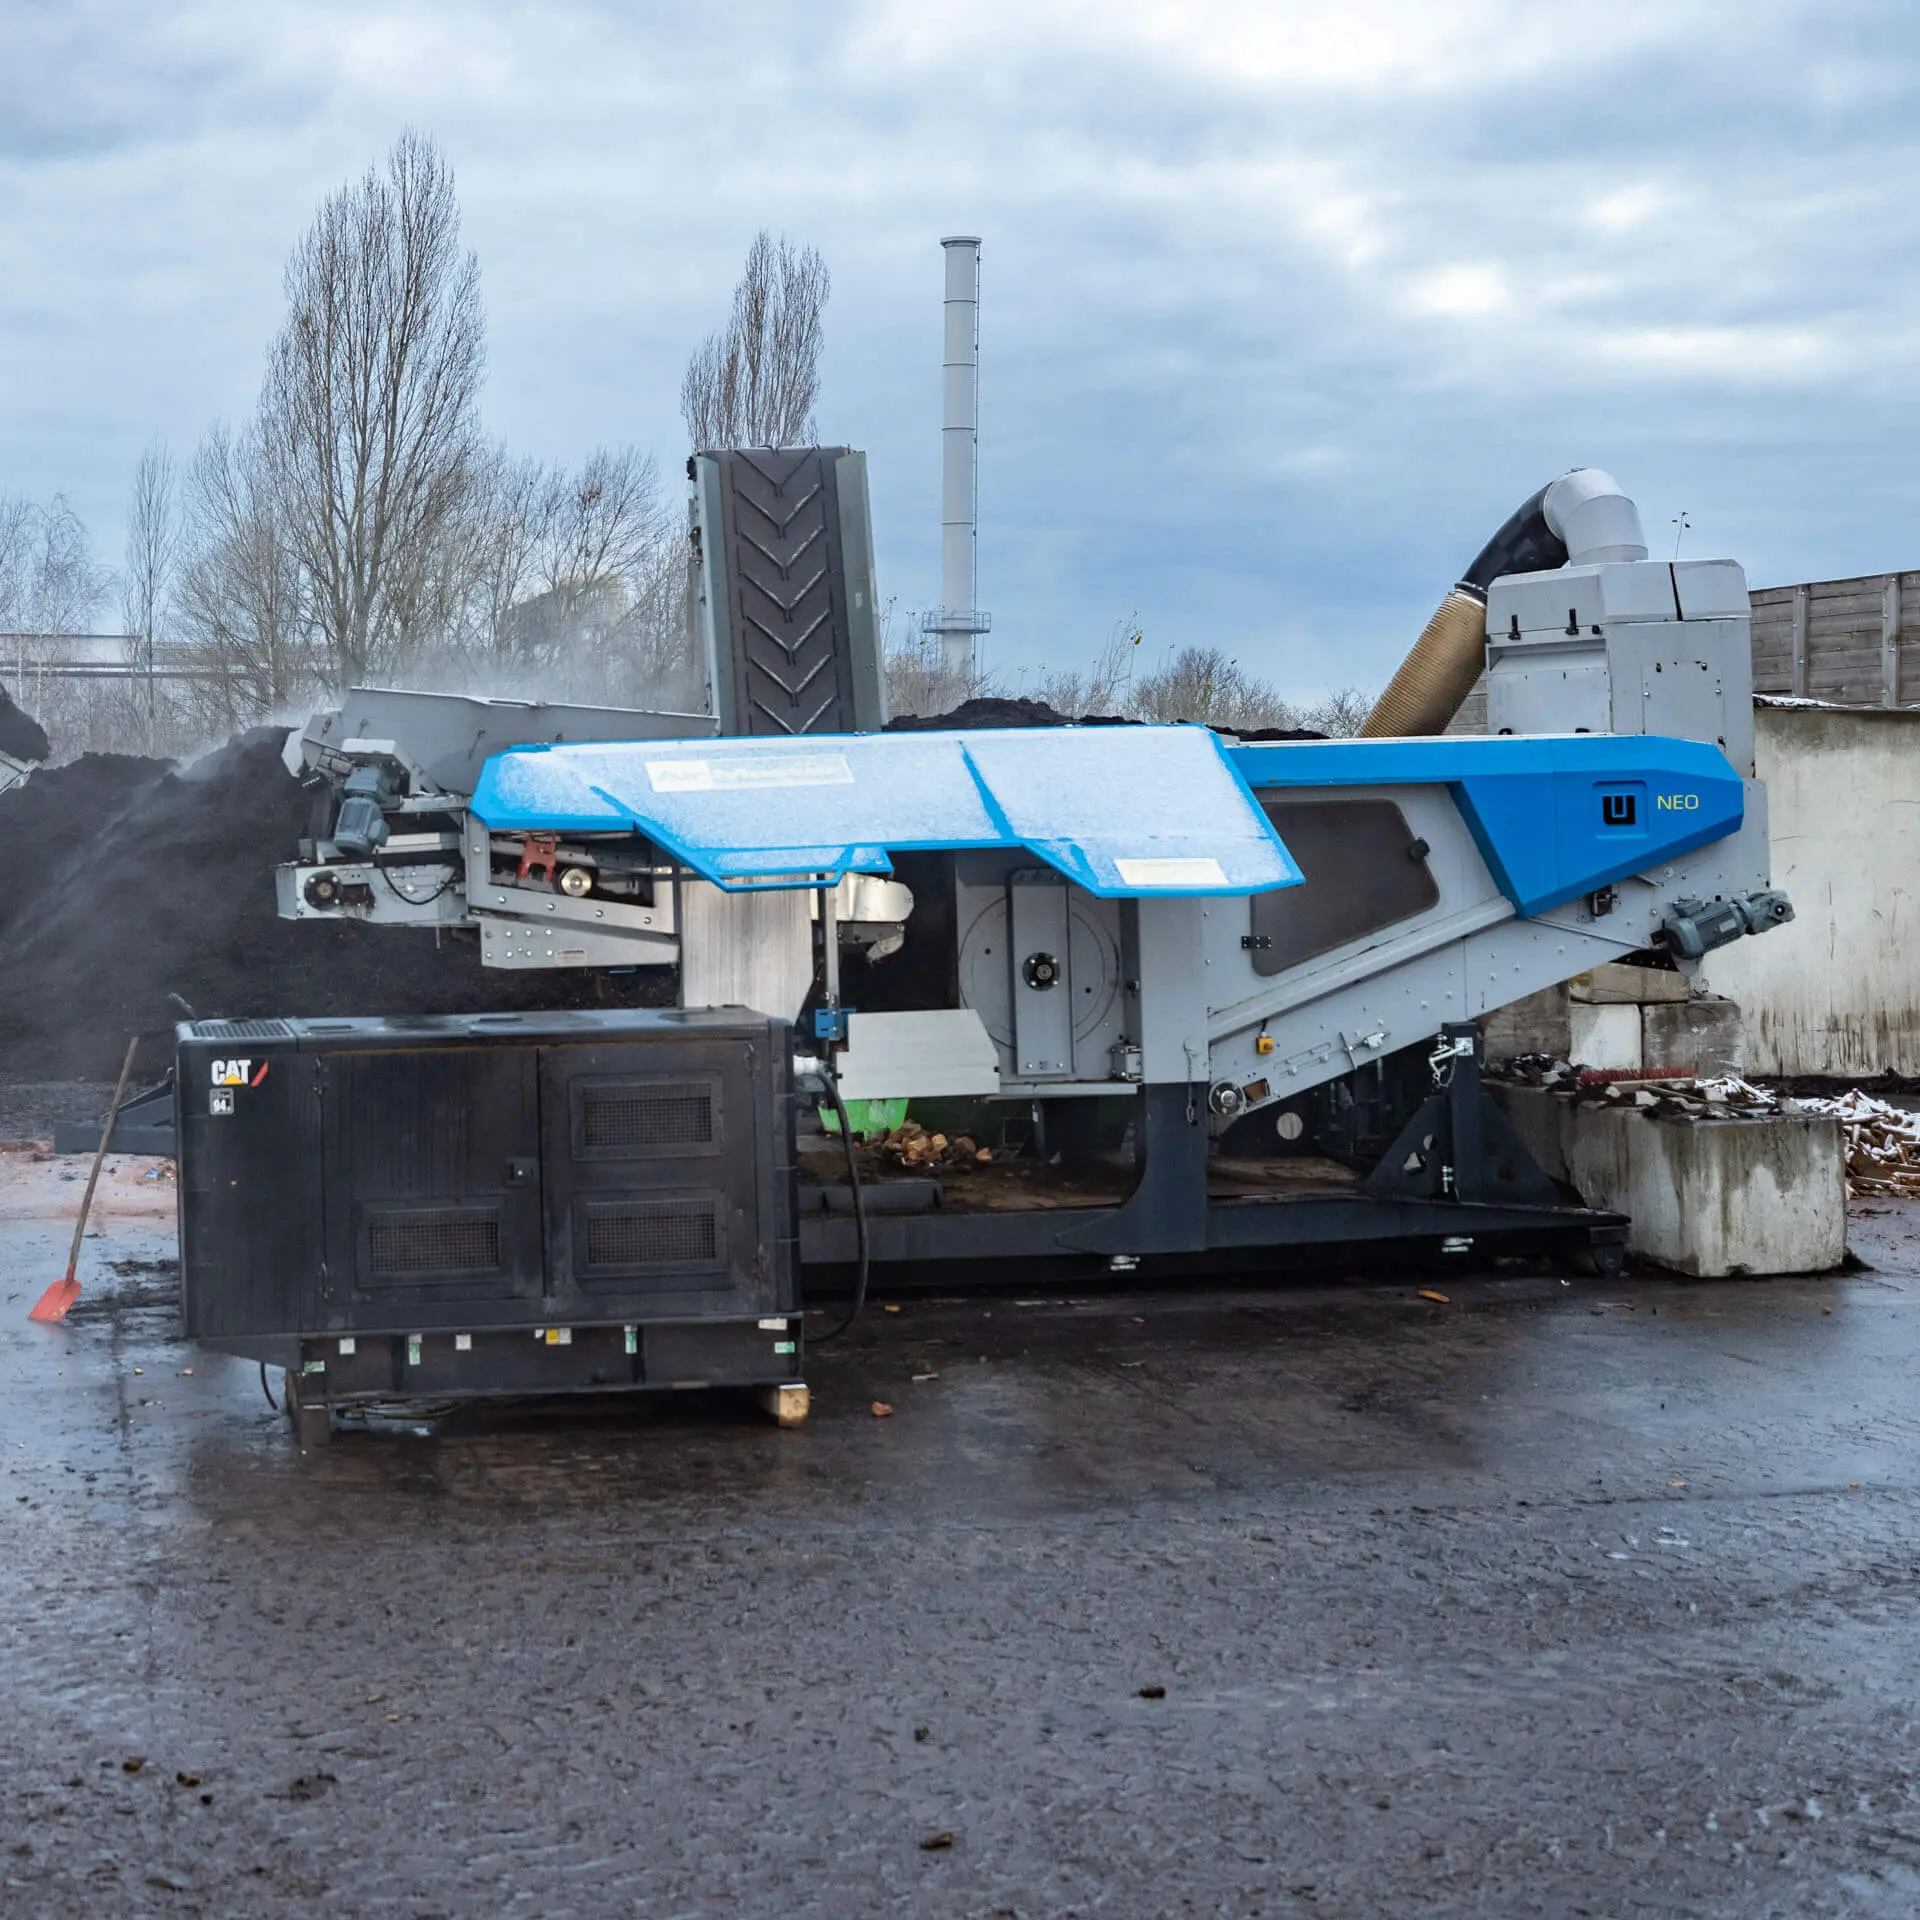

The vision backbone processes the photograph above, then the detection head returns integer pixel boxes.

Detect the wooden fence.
[1748,573,1919,706]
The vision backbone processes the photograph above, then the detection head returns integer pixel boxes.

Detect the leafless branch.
[681,230,830,449]
[258,128,485,686]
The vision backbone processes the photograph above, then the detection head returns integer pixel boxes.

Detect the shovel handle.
[65,1036,142,1281]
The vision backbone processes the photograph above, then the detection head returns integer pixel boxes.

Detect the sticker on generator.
[210,1058,270,1088]
[1113,855,1229,888]
[645,753,854,794]
[210,1088,234,1116]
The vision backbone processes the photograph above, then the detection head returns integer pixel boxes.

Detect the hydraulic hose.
[807,1070,870,1344]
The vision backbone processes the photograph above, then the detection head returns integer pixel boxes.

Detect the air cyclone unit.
[187,461,1792,1433]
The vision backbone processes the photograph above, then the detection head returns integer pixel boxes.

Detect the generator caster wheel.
[283,1368,333,1449]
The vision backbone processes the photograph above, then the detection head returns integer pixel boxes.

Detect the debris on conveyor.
[1490,1053,1782,1117]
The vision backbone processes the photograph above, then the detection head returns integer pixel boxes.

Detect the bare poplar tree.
[680,230,830,448]
[175,423,320,728]
[457,443,549,668]
[259,129,485,687]
[121,442,180,749]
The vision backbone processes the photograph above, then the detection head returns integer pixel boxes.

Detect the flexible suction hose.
[1357,587,1492,740]
[1359,470,1645,738]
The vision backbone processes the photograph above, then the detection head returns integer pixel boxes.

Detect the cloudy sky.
[3,0,1916,698]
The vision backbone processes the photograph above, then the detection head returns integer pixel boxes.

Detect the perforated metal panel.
[581,1199,721,1272]
[576,1082,716,1155]
[190,1019,296,1042]
[368,1208,502,1275]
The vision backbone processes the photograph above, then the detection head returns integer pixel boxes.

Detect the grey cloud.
[4,0,1920,697]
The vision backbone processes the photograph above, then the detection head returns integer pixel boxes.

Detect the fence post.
[1790,584,1810,698]
[1884,574,1902,708]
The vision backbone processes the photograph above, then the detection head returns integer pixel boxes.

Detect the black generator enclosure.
[176,1009,801,1401]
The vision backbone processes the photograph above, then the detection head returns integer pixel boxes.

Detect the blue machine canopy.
[471,724,1304,897]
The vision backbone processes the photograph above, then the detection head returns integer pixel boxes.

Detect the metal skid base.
[800,1024,1627,1288]
[268,1319,807,1445]
[800,1194,1627,1288]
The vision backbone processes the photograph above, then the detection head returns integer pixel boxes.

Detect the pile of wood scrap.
[1792,1089,1920,1195]
[869,1121,994,1170]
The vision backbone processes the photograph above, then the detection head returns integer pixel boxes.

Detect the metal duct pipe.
[1540,468,1647,566]
[1360,468,1644,737]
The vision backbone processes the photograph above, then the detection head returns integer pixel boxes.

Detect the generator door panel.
[318,1045,546,1327]
[540,1039,771,1319]
[178,1024,322,1344]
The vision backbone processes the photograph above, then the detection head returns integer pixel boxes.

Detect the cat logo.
[211,1059,269,1088]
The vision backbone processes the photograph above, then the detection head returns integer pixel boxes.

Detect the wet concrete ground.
[6,1142,1920,1917]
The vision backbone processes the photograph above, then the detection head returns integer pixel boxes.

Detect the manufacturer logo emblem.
[1601,794,1637,827]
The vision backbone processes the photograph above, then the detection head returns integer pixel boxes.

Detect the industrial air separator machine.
[178,458,1792,1427]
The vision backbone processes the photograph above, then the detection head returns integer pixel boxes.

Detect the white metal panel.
[834,1010,1001,1100]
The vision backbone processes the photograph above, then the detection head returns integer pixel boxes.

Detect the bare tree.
[121,442,181,749]
[457,443,549,668]
[681,230,830,449]
[0,496,33,633]
[174,423,321,729]
[1127,646,1300,731]
[259,129,485,688]
[1296,686,1373,736]
[1024,615,1144,717]
[505,449,698,704]
[15,495,107,637]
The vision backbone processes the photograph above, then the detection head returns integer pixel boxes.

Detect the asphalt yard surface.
[4,1135,1920,1917]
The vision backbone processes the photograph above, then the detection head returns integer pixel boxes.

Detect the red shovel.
[29,1036,141,1325]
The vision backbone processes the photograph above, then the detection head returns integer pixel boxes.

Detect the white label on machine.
[1114,856,1228,888]
[646,754,854,794]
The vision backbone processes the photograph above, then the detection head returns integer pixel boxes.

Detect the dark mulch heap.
[0,729,653,1079]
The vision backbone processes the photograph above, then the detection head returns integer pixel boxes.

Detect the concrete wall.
[1703,704,1920,1076]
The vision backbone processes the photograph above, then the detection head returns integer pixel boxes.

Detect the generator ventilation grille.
[369,1208,502,1275]
[581,1087,715,1151]
[582,1200,719,1271]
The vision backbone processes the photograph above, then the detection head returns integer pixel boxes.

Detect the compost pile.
[0,684,51,764]
[885,696,1323,741]
[885,696,1129,732]
[0,729,625,1079]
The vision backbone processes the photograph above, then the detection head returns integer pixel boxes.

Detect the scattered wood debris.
[869,1122,993,1170]
[1493,1054,1920,1197]
[1793,1089,1920,1196]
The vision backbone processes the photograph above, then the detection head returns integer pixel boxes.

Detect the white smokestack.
[925,235,990,675]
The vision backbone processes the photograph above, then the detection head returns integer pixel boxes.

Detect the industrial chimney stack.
[923,235,990,676]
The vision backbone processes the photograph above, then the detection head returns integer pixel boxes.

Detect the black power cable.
[807,1069,870,1343]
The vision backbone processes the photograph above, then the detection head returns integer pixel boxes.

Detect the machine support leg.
[1058,1082,1209,1255]
[283,1367,332,1449]
[1365,1023,1560,1208]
